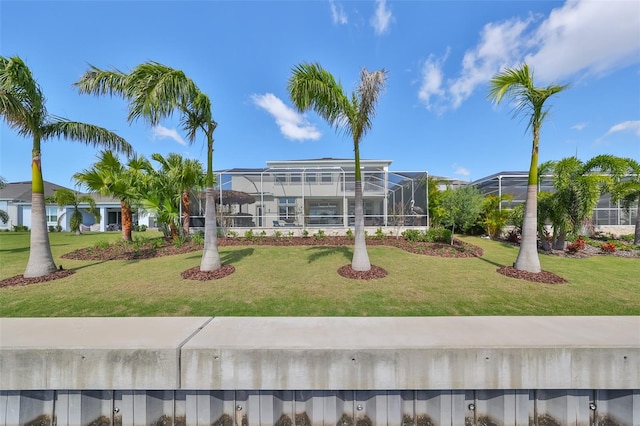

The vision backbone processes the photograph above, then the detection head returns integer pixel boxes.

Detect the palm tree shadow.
[474,255,507,268]
[221,247,254,264]
[185,247,255,264]
[306,246,352,264]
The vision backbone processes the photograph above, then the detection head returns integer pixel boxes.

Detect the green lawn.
[1,231,638,317]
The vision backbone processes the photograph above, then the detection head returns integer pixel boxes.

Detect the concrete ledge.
[1,316,638,390]
[0,317,211,389]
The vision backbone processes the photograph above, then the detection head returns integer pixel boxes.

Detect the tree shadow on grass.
[306,246,352,264]
[184,247,255,264]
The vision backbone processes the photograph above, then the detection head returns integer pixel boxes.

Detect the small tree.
[0,177,8,224]
[47,188,101,235]
[441,186,484,245]
[480,194,513,239]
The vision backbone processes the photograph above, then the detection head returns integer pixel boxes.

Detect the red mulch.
[337,264,388,280]
[496,266,567,284]
[181,264,236,281]
[0,269,76,288]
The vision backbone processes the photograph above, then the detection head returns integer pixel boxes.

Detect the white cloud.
[571,122,587,131]
[449,17,532,109]
[152,125,187,146]
[370,0,393,35]
[454,165,471,177]
[329,0,348,25]
[525,0,640,82]
[252,93,322,141]
[418,54,446,112]
[605,120,640,137]
[419,0,640,111]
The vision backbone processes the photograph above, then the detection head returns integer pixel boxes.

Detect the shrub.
[93,239,110,250]
[345,228,354,239]
[12,225,28,232]
[402,229,421,242]
[191,231,205,245]
[302,229,309,238]
[172,236,187,248]
[48,226,56,233]
[313,229,325,240]
[566,237,586,253]
[244,229,255,240]
[425,227,451,243]
[226,230,239,238]
[273,230,283,238]
[601,242,617,253]
[374,227,385,240]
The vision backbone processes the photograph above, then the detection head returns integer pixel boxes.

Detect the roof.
[0,181,119,204]
[0,181,72,202]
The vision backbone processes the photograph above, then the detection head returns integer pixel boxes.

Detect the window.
[290,173,302,183]
[320,173,332,184]
[46,207,58,223]
[305,173,317,184]
[275,173,287,184]
[278,198,296,220]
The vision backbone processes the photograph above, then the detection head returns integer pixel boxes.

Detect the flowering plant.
[567,237,585,253]
[601,242,617,253]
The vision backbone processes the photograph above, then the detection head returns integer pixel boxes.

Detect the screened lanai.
[471,171,638,227]
[187,159,434,230]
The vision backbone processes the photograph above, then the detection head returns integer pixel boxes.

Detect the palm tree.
[74,151,151,241]
[0,176,8,225]
[612,159,640,244]
[74,62,222,272]
[488,64,568,273]
[288,62,387,271]
[151,153,205,237]
[588,156,640,244]
[47,188,101,235]
[0,55,131,278]
[539,156,613,249]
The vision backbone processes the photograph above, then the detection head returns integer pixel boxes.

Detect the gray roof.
[0,181,119,204]
[0,181,72,202]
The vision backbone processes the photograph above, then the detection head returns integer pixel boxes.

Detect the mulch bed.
[0,269,76,288]
[496,266,567,284]
[1,235,578,286]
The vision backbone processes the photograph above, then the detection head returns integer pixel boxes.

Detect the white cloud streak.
[418,0,640,111]
[252,93,322,141]
[605,120,640,137]
[454,165,471,177]
[329,0,348,25]
[371,0,393,35]
[152,125,187,146]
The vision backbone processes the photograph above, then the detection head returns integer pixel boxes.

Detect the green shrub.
[191,231,205,245]
[425,227,451,243]
[226,230,239,238]
[401,229,422,242]
[273,230,283,238]
[345,228,354,239]
[302,229,309,238]
[93,239,110,250]
[374,227,385,240]
[244,229,255,240]
[12,225,29,232]
[313,229,325,240]
[48,226,56,233]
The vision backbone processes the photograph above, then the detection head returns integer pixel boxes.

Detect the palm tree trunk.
[121,202,133,241]
[634,201,640,245]
[25,192,58,277]
[200,186,222,271]
[514,185,542,272]
[182,189,190,237]
[351,148,371,271]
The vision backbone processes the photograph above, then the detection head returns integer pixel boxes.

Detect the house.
[214,158,435,228]
[0,181,151,232]
[471,171,637,235]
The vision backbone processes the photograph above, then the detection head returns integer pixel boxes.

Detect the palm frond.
[41,119,132,156]
[73,64,128,97]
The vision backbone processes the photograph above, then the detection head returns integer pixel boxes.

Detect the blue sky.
[1,0,639,187]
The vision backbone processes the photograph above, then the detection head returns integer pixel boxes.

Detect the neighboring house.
[0,181,151,232]
[472,171,637,233]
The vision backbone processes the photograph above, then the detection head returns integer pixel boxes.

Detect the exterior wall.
[1,389,637,426]
[1,317,638,426]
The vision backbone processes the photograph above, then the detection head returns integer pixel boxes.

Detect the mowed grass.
[1,231,638,317]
